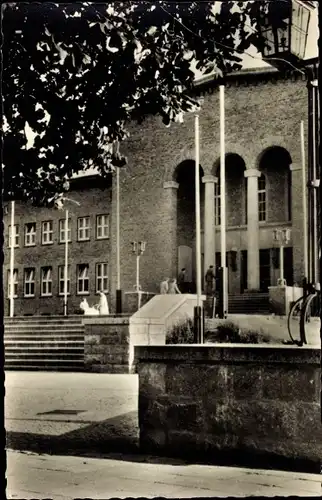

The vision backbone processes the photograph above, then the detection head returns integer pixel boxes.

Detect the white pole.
[116,167,121,290]
[220,85,227,316]
[64,208,69,316]
[280,244,284,282]
[311,85,318,285]
[136,254,141,309]
[9,200,15,318]
[195,114,202,307]
[300,120,308,281]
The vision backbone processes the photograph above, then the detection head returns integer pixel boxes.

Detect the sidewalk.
[6,449,322,499]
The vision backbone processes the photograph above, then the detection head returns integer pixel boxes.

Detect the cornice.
[193,58,318,95]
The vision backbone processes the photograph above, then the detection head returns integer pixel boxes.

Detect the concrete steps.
[4,316,84,371]
[228,293,270,314]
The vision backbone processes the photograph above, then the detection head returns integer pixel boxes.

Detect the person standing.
[160,278,169,294]
[205,265,216,297]
[168,278,181,294]
[177,268,186,293]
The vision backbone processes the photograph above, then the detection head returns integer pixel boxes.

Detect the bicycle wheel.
[287,296,304,344]
[300,292,320,345]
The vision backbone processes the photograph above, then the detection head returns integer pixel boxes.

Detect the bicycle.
[287,290,321,346]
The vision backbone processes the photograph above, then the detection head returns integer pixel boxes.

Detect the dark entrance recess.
[260,249,271,291]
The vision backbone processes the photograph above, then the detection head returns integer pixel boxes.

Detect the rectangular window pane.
[25,223,36,246]
[77,264,89,294]
[9,225,19,247]
[58,265,70,295]
[8,269,18,298]
[96,214,109,239]
[78,218,90,241]
[96,262,109,292]
[24,268,35,297]
[41,266,53,296]
[42,221,53,244]
[59,219,71,243]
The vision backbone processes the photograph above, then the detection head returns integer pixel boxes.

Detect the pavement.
[6,449,322,499]
[5,367,322,498]
[5,372,139,454]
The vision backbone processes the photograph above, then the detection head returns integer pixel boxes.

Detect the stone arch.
[212,153,247,227]
[175,160,205,287]
[257,146,293,223]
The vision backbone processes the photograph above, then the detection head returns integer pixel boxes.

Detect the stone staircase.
[228,293,270,314]
[4,316,84,371]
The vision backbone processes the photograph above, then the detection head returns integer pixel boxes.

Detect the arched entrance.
[257,146,293,289]
[174,160,204,291]
[213,153,246,293]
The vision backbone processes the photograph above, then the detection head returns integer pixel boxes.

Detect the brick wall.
[4,71,309,312]
[109,73,308,300]
[3,180,112,316]
[136,345,321,472]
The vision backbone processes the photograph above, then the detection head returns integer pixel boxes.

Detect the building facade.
[3,66,310,315]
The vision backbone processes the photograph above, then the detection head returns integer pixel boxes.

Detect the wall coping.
[134,345,320,365]
[83,317,130,325]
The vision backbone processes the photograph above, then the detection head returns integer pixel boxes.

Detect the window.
[258,174,267,222]
[96,263,109,292]
[8,225,19,248]
[42,221,53,244]
[59,219,71,243]
[215,182,221,226]
[24,268,35,297]
[58,265,70,295]
[77,217,90,241]
[77,264,89,294]
[41,267,53,296]
[24,223,36,246]
[7,269,18,298]
[96,214,109,239]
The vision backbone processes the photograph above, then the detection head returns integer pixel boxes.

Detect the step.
[5,349,84,361]
[4,365,85,371]
[5,327,83,333]
[5,344,84,351]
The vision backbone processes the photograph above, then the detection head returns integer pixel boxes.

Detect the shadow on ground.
[6,411,140,456]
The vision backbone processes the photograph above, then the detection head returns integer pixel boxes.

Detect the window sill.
[40,294,53,298]
[77,239,90,243]
[96,236,109,240]
[24,244,36,248]
[24,295,35,298]
[77,291,90,296]
[42,242,54,246]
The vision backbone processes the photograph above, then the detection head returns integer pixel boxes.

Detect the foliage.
[166,317,195,344]
[2,1,271,205]
[166,318,271,344]
[213,322,271,344]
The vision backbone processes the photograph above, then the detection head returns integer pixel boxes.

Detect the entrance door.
[259,249,271,291]
[284,247,293,285]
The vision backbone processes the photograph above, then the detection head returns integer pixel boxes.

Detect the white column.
[163,181,179,278]
[202,175,217,277]
[244,168,261,291]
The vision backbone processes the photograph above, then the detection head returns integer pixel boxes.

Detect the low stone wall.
[84,317,130,373]
[135,344,321,472]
